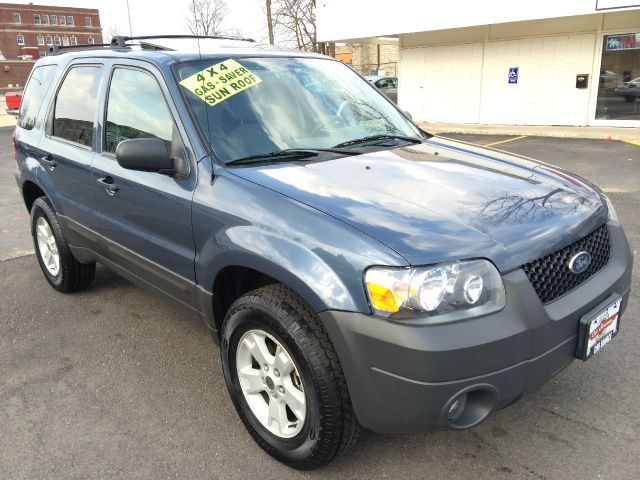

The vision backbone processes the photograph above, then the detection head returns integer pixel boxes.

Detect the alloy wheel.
[36,216,60,276]
[236,329,307,438]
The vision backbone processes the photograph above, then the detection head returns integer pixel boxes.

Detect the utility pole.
[266,0,274,44]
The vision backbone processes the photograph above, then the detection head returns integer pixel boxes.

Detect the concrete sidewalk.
[0,97,16,128]
[0,115,16,128]
[418,122,640,143]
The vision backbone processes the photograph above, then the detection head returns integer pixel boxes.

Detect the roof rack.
[47,34,257,56]
[110,34,256,48]
[49,43,111,55]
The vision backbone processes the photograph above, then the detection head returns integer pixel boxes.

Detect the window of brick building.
[88,36,94,45]
[85,16,92,27]
[17,34,25,45]
[46,35,53,45]
[37,35,44,45]
[51,15,57,25]
[59,15,66,25]
[33,14,41,24]
[67,16,74,26]
[13,13,21,23]
[70,36,77,46]
[63,36,69,46]
[54,36,61,46]
[43,14,49,24]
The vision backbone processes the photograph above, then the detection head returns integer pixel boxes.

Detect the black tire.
[624,95,636,103]
[31,197,95,292]
[221,284,360,470]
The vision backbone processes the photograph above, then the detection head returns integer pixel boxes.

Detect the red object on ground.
[5,91,23,110]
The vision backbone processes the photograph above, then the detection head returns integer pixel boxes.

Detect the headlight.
[365,259,505,323]
[602,194,619,223]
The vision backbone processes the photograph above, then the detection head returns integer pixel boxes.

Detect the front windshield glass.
[175,56,422,162]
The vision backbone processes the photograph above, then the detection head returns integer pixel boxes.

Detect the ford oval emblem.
[568,251,592,274]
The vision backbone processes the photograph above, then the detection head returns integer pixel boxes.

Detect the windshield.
[175,56,422,163]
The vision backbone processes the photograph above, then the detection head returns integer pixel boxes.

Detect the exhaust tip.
[445,385,498,430]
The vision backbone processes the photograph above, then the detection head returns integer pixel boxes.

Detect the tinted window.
[19,65,58,130]
[105,68,174,154]
[53,66,102,147]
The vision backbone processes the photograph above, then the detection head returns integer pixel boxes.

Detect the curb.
[419,122,640,142]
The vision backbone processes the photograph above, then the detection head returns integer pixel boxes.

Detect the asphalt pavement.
[1,127,639,479]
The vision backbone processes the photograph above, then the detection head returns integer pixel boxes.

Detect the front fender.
[193,167,408,319]
[210,226,355,312]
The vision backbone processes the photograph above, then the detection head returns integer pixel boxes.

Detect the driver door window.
[105,68,176,155]
[375,78,390,89]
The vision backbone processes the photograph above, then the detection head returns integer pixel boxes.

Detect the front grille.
[522,224,611,304]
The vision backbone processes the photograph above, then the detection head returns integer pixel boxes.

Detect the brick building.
[351,44,398,76]
[0,2,102,60]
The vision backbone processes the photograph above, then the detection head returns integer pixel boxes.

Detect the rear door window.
[18,65,58,130]
[52,65,102,147]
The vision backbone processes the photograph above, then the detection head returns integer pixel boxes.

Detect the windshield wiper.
[333,134,423,148]
[227,148,360,165]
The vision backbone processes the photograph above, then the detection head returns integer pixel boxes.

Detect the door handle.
[96,176,120,196]
[40,154,57,169]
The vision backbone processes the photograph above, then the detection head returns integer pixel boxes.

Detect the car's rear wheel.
[221,284,360,470]
[624,95,636,103]
[31,197,95,292]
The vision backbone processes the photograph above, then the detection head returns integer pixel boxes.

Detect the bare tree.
[272,0,315,51]
[104,24,121,44]
[187,0,229,36]
[271,0,334,54]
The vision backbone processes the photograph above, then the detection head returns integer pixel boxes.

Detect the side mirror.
[116,138,188,177]
[402,110,413,121]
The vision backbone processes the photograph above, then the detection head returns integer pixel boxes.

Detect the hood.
[227,136,608,271]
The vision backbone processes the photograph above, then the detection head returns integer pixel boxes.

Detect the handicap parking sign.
[508,67,519,84]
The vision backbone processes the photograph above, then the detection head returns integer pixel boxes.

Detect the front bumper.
[320,222,633,434]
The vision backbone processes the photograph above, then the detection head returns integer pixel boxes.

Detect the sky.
[11,0,269,42]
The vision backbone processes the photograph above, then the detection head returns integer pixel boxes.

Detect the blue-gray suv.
[13,36,634,470]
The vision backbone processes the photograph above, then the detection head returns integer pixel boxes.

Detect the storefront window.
[596,33,640,121]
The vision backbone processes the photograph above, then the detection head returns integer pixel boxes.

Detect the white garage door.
[399,43,483,123]
[480,34,596,125]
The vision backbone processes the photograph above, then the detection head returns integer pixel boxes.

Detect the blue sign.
[508,67,519,84]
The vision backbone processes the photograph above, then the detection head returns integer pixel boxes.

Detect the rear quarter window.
[18,64,58,130]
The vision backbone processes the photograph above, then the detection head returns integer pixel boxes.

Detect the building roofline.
[0,4,99,14]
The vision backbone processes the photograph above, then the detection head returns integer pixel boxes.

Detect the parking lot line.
[623,140,640,147]
[483,135,528,147]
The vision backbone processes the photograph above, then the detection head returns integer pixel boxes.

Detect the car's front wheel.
[221,284,360,470]
[624,95,636,103]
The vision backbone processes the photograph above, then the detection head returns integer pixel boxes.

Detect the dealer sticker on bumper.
[577,295,622,360]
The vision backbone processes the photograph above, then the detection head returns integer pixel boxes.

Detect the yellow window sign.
[179,59,262,106]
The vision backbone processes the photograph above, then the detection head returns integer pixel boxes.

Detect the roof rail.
[49,43,112,55]
[110,34,256,48]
